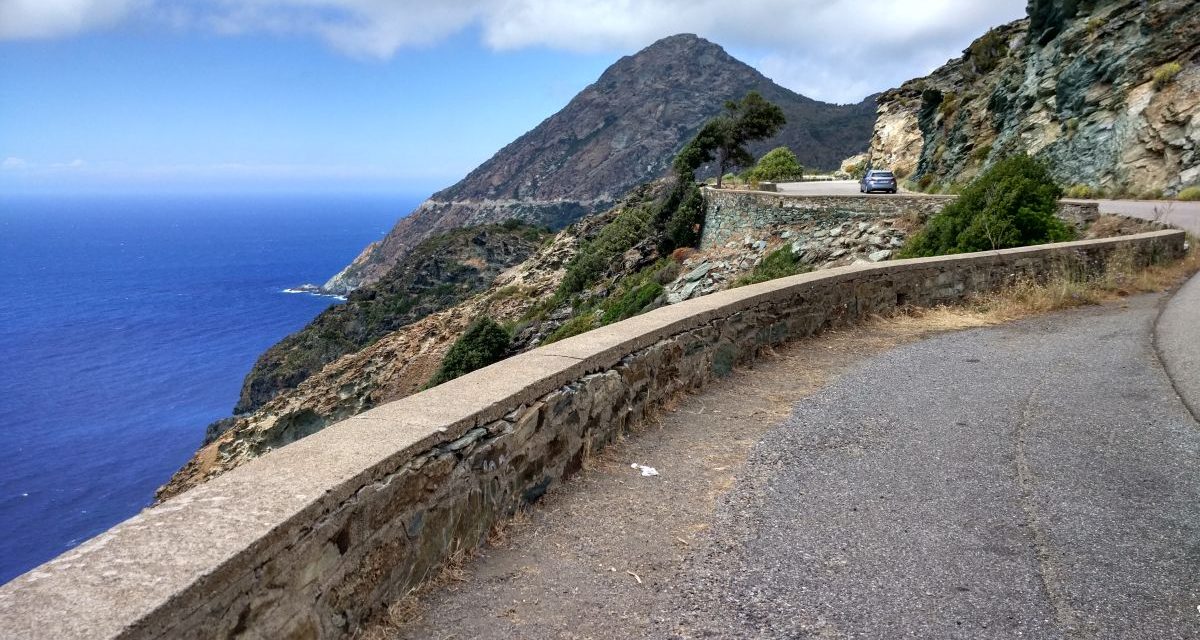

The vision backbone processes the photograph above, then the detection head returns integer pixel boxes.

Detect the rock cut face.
[322,33,878,294]
[868,0,1199,196]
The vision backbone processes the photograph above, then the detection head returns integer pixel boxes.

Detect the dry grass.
[888,240,1199,331]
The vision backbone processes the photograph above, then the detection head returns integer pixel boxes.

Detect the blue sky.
[0,0,1026,196]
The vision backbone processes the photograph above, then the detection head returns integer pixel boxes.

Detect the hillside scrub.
[899,155,1074,258]
[428,317,512,386]
[1178,187,1200,202]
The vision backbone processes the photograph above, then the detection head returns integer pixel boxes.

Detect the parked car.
[860,170,898,194]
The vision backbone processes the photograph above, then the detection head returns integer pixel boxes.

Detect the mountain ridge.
[322,33,876,294]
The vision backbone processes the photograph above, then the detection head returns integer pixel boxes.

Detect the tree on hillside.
[899,154,1073,257]
[749,146,805,183]
[673,92,786,187]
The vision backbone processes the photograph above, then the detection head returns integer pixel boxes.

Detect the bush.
[1179,187,1200,202]
[732,247,811,287]
[1065,184,1095,199]
[428,317,511,386]
[899,154,1074,258]
[543,313,598,344]
[600,281,665,324]
[967,28,1008,74]
[748,147,805,182]
[1153,62,1183,89]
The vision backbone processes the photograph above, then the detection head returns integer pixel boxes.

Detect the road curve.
[675,293,1200,639]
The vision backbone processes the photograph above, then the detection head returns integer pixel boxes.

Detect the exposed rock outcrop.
[868,0,1199,195]
[323,33,877,294]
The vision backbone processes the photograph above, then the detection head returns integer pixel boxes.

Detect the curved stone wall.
[0,229,1185,639]
[699,188,1101,249]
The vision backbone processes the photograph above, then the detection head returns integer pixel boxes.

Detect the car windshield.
[870,171,894,178]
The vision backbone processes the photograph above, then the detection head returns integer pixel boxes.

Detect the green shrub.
[917,174,936,191]
[748,146,805,182]
[601,281,665,324]
[1065,184,1095,199]
[972,144,993,162]
[967,28,1008,74]
[1153,62,1183,89]
[428,317,511,386]
[1179,187,1200,202]
[938,92,959,121]
[732,247,811,287]
[665,183,705,249]
[543,313,599,344]
[899,154,1073,258]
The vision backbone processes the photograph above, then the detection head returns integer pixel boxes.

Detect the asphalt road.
[673,293,1200,638]
[1158,271,1200,420]
[775,181,1200,234]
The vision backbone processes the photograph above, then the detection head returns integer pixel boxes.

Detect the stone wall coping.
[0,228,1184,639]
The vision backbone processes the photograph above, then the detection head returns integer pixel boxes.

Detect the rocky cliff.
[232,223,552,416]
[868,0,1199,196]
[322,33,877,294]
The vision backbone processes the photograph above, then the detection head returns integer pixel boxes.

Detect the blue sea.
[0,193,415,584]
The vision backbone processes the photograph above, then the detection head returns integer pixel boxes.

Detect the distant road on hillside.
[774,181,1200,235]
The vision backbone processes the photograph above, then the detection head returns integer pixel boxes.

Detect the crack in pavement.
[1013,383,1085,639]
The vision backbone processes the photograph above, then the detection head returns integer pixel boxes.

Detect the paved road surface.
[774,181,1200,235]
[677,293,1200,638]
[1158,271,1200,419]
[1090,199,1200,236]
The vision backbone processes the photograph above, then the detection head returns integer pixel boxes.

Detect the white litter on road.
[630,463,659,477]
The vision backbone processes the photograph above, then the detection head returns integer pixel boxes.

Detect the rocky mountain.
[322,33,877,294]
[868,0,1198,196]
[232,222,552,416]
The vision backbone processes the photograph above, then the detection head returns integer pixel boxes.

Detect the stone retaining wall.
[0,230,1185,640]
[700,188,1101,249]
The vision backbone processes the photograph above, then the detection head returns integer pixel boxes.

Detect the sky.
[0,0,1027,196]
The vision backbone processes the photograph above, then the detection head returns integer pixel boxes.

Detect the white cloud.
[0,0,143,39]
[0,0,1028,101]
[1,156,30,169]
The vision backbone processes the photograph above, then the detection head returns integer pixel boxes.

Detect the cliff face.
[233,223,552,415]
[322,33,877,294]
[868,0,1199,196]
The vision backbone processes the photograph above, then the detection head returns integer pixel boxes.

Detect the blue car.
[860,170,898,194]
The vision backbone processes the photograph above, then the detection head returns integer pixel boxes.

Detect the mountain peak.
[322,35,877,294]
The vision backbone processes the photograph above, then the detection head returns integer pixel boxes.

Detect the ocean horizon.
[0,193,416,584]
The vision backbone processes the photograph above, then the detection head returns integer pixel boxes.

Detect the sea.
[0,193,416,585]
